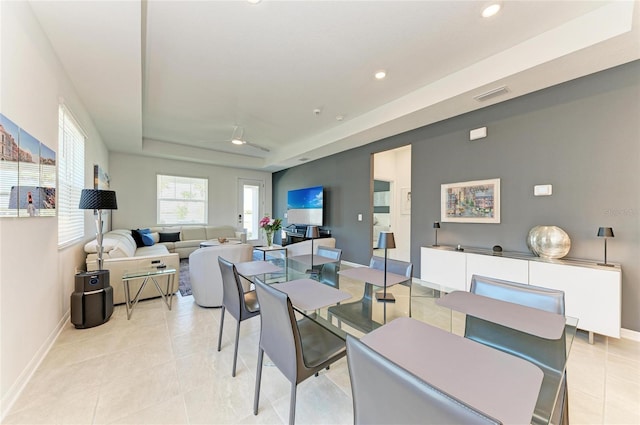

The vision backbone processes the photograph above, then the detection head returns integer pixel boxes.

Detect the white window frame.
[57,105,86,248]
[157,174,208,225]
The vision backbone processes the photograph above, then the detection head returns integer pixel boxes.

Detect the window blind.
[58,105,85,247]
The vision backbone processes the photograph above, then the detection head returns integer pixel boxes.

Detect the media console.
[282,225,331,245]
[421,245,622,341]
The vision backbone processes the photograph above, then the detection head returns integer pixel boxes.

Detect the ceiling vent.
[474,86,509,102]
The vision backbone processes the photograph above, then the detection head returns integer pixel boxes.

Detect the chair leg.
[217,306,226,352]
[232,320,241,377]
[289,382,297,425]
[253,348,264,415]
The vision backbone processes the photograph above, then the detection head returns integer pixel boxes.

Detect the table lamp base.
[376,292,396,303]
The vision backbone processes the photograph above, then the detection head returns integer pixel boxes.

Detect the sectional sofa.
[85,225,245,304]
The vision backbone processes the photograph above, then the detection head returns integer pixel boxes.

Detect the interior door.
[238,178,264,242]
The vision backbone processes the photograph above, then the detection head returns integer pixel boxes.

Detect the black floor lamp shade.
[79,189,118,210]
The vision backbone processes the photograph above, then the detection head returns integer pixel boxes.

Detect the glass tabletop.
[257,261,578,425]
[122,267,177,280]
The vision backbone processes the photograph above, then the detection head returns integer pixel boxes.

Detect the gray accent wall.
[273,60,640,332]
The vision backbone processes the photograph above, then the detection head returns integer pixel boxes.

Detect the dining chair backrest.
[317,246,342,261]
[346,335,501,425]
[316,247,342,287]
[218,256,254,320]
[254,277,303,383]
[465,275,568,424]
[369,256,413,279]
[466,275,567,372]
[470,275,565,315]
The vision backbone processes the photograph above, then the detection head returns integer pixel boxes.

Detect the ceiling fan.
[229,125,270,152]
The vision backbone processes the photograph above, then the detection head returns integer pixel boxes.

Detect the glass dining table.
[252,260,578,425]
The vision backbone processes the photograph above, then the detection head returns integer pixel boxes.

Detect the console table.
[420,245,621,341]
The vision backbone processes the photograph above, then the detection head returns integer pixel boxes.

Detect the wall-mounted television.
[287,185,323,226]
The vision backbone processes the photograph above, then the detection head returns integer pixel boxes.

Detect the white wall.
[0,2,110,418]
[373,145,411,261]
[109,152,273,230]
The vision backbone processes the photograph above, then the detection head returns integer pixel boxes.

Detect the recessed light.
[231,139,246,145]
[247,0,262,4]
[482,3,501,18]
[374,70,386,80]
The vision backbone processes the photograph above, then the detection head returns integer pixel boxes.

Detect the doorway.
[238,178,265,242]
[372,145,411,261]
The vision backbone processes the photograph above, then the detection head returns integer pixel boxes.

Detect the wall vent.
[474,86,509,102]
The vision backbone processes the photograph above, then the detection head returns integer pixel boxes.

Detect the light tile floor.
[3,281,639,424]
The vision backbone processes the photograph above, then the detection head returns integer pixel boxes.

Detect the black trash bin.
[71,270,113,329]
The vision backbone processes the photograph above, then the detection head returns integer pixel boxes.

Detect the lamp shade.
[377,231,396,249]
[79,189,118,210]
[597,227,614,238]
[305,225,320,238]
[433,222,441,229]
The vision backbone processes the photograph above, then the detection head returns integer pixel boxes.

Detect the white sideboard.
[421,246,622,339]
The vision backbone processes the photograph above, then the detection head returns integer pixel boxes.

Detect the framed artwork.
[0,113,56,218]
[441,178,500,223]
[94,164,110,189]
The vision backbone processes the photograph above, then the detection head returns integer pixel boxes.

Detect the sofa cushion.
[159,232,181,242]
[84,231,137,258]
[131,229,144,247]
[181,226,207,241]
[174,240,201,249]
[135,245,171,256]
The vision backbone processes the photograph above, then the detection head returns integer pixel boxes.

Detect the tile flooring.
[3,280,639,424]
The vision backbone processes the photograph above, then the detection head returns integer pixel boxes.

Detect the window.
[58,105,85,247]
[157,174,208,224]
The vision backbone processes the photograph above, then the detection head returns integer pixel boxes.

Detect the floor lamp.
[305,225,320,274]
[79,189,118,270]
[376,231,396,303]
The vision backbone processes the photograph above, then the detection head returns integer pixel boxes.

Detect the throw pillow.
[131,229,144,247]
[141,232,155,246]
[159,232,180,243]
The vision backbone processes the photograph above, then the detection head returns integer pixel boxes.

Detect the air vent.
[474,86,509,102]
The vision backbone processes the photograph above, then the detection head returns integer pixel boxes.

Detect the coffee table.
[199,239,241,248]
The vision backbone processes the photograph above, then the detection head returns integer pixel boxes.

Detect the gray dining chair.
[327,257,413,333]
[217,256,260,377]
[314,246,342,287]
[346,335,501,425]
[253,277,346,425]
[465,275,568,425]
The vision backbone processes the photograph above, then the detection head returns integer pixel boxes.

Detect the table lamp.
[306,225,320,274]
[376,231,396,303]
[597,227,614,267]
[79,189,118,270]
[433,222,441,246]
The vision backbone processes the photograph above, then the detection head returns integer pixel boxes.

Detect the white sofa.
[85,229,180,305]
[145,225,246,259]
[188,244,254,307]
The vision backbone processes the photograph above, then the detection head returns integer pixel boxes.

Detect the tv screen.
[287,186,323,226]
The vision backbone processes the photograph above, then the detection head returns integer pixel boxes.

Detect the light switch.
[358,214,363,221]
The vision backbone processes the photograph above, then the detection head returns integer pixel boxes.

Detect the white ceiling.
[29,1,640,172]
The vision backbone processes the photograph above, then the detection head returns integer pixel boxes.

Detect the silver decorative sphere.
[527,225,571,259]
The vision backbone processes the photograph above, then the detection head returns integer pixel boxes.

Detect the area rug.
[179,259,192,296]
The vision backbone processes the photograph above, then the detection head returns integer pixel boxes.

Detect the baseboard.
[1,310,70,421]
[621,327,640,341]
